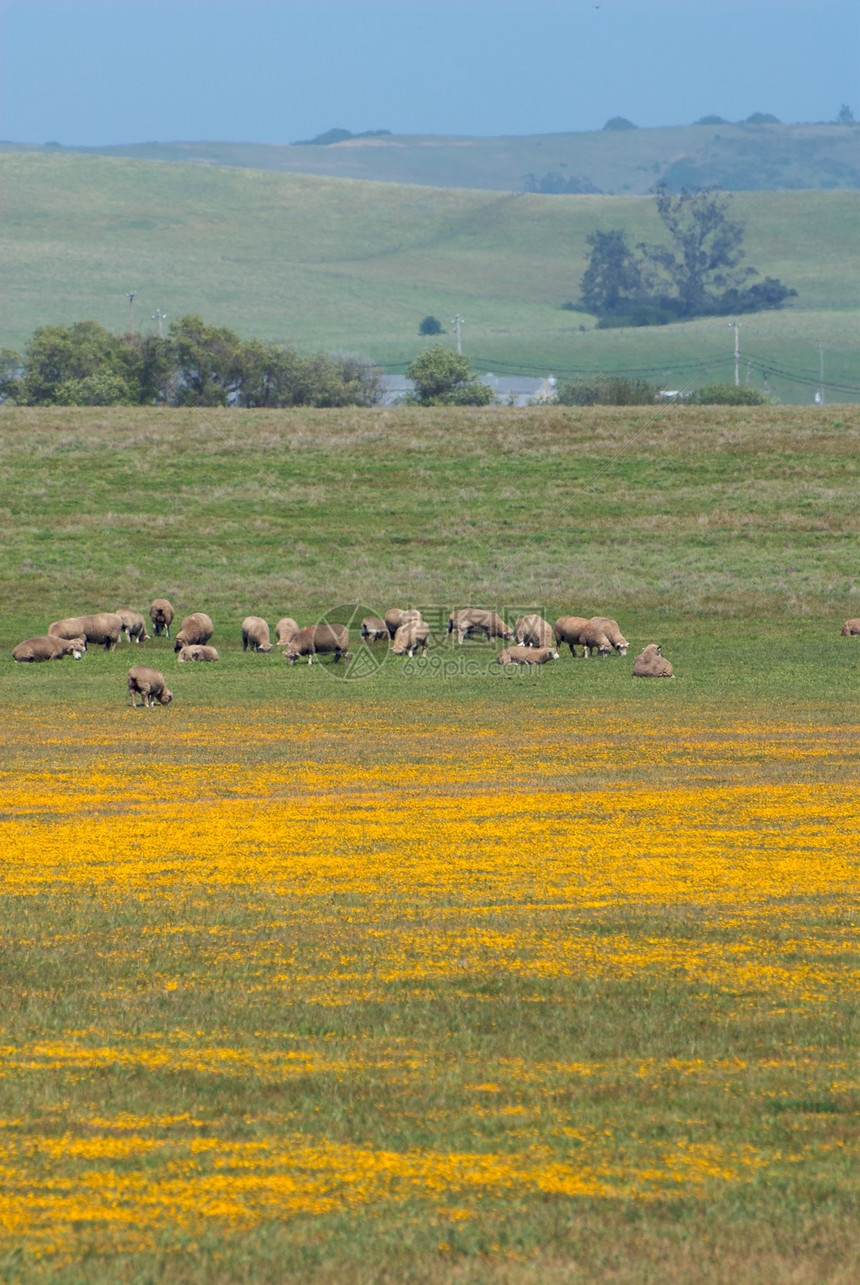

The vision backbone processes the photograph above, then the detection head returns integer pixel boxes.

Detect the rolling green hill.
[2,152,859,402]
[7,121,860,195]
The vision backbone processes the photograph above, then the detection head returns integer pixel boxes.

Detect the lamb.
[283,624,349,665]
[49,613,123,651]
[275,617,300,646]
[590,616,628,656]
[392,620,429,657]
[173,613,214,652]
[841,619,860,636]
[384,608,424,639]
[495,645,560,667]
[12,635,87,663]
[447,609,513,645]
[241,616,272,652]
[176,645,219,662]
[514,614,554,648]
[361,616,389,643]
[116,608,150,644]
[632,643,675,678]
[553,616,611,658]
[149,598,175,637]
[128,665,173,707]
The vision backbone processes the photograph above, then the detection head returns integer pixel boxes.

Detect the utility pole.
[729,319,740,386]
[152,309,167,339]
[817,341,824,406]
[126,291,137,331]
[451,314,464,356]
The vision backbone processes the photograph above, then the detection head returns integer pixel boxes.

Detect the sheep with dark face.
[632,643,675,678]
[514,614,554,649]
[173,613,214,652]
[241,616,272,652]
[361,616,389,643]
[12,635,86,663]
[841,619,860,636]
[149,598,175,637]
[284,624,349,665]
[392,620,429,657]
[447,609,513,645]
[128,665,173,707]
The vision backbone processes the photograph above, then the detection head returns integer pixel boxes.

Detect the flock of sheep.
[10,598,685,707]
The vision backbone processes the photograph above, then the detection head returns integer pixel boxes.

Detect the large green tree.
[405,344,494,406]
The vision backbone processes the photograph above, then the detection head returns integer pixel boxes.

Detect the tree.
[836,104,856,125]
[603,116,636,131]
[645,184,753,317]
[166,315,246,405]
[418,315,443,336]
[20,320,133,404]
[579,229,648,314]
[405,344,494,406]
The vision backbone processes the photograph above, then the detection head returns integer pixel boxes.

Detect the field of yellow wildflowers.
[1,404,859,1280]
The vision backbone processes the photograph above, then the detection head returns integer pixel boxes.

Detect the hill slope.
[1,152,858,401]
[6,122,860,194]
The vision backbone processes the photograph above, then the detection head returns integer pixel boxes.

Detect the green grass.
[1,153,859,401]
[1,406,859,1282]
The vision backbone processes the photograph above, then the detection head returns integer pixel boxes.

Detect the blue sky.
[0,0,857,146]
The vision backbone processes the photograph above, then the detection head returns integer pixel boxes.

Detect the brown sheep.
[496,645,560,667]
[128,665,173,707]
[173,613,214,653]
[149,598,175,637]
[12,635,87,663]
[284,624,349,665]
[590,616,628,656]
[553,616,611,658]
[514,614,554,648]
[632,643,675,678]
[447,609,513,645]
[841,619,860,636]
[176,645,219,662]
[116,608,150,644]
[392,620,429,657]
[241,616,272,652]
[361,616,389,643]
[275,617,300,646]
[384,608,423,639]
[49,613,123,651]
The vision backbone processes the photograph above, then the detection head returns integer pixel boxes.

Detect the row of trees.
[578,184,796,326]
[0,316,381,407]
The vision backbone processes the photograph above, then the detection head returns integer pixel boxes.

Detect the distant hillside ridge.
[4,121,859,194]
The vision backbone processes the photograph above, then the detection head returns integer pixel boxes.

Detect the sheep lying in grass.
[632,643,674,678]
[841,619,860,636]
[176,645,219,662]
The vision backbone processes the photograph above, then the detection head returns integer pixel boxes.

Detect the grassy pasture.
[0,405,859,1282]
[1,154,859,400]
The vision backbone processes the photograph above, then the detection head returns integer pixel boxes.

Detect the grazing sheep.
[149,598,175,637]
[49,613,123,651]
[128,665,173,707]
[496,645,560,667]
[275,617,300,646]
[241,616,272,652]
[841,619,860,636]
[632,643,675,678]
[12,635,87,663]
[553,616,611,658]
[173,612,214,653]
[116,608,150,644]
[176,645,219,662]
[392,620,429,657]
[361,616,389,643]
[447,609,513,645]
[384,608,424,639]
[590,616,628,656]
[514,614,554,648]
[284,624,349,665]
